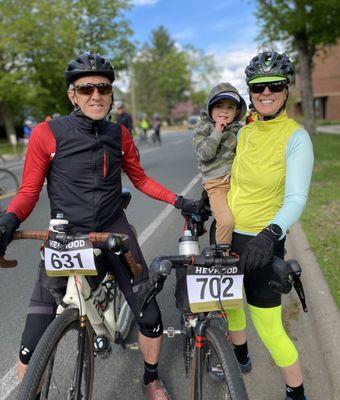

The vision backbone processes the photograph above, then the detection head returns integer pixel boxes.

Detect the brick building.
[290,43,340,121]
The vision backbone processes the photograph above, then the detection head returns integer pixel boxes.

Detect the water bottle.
[179,229,200,256]
[49,213,69,232]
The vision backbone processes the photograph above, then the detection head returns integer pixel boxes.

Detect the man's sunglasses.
[74,83,113,96]
[249,81,287,94]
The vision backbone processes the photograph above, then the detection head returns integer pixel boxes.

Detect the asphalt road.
[0,130,334,399]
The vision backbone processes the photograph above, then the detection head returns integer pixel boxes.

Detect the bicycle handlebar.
[137,252,308,317]
[0,230,142,277]
[137,253,239,317]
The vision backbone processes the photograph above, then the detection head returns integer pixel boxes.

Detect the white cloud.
[173,28,198,41]
[132,0,159,5]
[208,46,259,101]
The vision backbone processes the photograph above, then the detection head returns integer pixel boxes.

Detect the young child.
[193,82,246,245]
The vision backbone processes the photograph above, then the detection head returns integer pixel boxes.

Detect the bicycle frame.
[57,272,131,342]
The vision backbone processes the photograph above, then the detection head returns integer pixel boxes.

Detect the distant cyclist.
[115,100,134,132]
[152,113,161,145]
[227,50,314,400]
[0,52,196,400]
[21,119,34,158]
[140,114,149,142]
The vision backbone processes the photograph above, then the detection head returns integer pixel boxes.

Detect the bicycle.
[0,228,138,400]
[0,167,19,213]
[0,190,141,400]
[137,200,308,400]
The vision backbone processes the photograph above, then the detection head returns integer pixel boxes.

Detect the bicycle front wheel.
[17,308,94,400]
[192,326,248,400]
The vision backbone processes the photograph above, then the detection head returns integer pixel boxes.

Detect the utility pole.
[130,67,137,131]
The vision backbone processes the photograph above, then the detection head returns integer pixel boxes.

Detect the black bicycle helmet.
[65,53,115,86]
[245,50,295,85]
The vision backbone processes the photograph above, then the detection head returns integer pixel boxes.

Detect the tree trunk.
[0,101,17,142]
[295,38,316,135]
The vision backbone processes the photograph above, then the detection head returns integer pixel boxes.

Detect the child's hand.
[214,116,228,132]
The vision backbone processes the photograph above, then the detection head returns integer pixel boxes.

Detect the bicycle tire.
[17,308,94,400]
[0,168,19,196]
[191,326,248,400]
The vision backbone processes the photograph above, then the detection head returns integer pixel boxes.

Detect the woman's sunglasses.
[74,83,113,96]
[249,81,287,94]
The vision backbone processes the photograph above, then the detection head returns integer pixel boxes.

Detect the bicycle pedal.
[125,342,139,351]
[163,327,183,338]
[208,364,225,383]
[93,335,112,358]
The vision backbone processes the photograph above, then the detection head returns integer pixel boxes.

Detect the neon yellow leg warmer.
[227,306,247,332]
[248,304,298,367]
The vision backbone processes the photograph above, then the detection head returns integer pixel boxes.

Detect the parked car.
[187,115,200,129]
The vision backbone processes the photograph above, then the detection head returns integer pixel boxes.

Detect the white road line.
[0,173,201,400]
[0,367,18,399]
[138,173,201,246]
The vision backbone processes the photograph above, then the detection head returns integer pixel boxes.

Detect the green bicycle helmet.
[245,50,295,85]
[65,53,115,86]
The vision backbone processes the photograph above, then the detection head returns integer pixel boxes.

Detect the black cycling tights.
[19,211,162,365]
[231,232,286,308]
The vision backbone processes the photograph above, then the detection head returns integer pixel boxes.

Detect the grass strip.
[300,133,340,308]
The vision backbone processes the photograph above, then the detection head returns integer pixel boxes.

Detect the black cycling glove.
[174,195,198,214]
[0,212,20,256]
[239,224,282,273]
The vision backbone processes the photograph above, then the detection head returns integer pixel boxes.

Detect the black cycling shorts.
[231,232,286,308]
[19,211,162,364]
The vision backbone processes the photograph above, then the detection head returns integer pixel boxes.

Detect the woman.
[227,50,313,400]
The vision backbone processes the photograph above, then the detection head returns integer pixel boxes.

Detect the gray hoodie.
[193,82,247,182]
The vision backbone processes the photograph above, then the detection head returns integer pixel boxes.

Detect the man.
[115,100,134,132]
[0,53,195,400]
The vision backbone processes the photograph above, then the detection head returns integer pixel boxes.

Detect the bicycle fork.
[192,320,207,400]
[72,315,88,400]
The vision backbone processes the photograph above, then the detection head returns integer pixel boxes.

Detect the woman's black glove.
[174,195,198,214]
[240,224,282,273]
[0,213,20,256]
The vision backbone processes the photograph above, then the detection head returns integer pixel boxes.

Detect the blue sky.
[129,0,258,53]
[125,0,261,97]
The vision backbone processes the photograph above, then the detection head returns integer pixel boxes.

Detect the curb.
[287,222,340,400]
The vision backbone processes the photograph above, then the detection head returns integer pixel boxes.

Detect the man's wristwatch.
[266,224,283,238]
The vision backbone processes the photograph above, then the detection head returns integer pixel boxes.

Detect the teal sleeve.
[270,129,314,237]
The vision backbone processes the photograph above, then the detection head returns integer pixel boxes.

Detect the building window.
[314,97,327,119]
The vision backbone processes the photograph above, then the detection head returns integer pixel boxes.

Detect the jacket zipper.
[93,124,99,230]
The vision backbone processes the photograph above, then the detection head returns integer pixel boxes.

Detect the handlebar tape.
[0,230,142,277]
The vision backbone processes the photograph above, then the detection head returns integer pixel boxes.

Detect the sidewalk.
[286,223,340,400]
[317,124,340,134]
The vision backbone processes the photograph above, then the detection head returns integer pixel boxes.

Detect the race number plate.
[44,237,97,277]
[186,264,243,313]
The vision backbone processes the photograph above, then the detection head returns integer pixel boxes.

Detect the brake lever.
[139,279,164,318]
[138,260,172,317]
[292,277,308,312]
[286,259,308,313]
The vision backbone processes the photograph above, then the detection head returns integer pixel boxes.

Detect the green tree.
[0,0,133,141]
[134,26,191,123]
[133,26,219,124]
[255,0,340,134]
[184,45,220,111]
